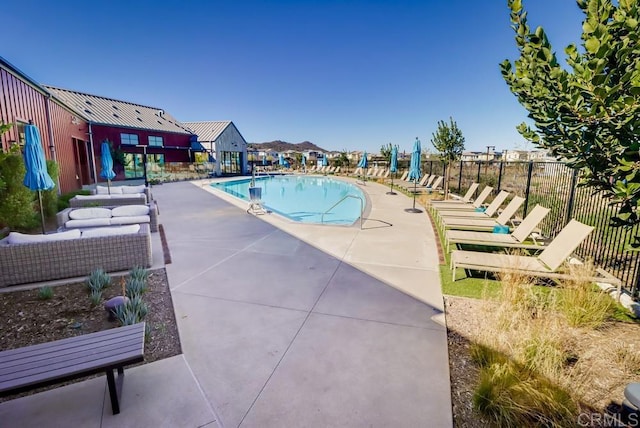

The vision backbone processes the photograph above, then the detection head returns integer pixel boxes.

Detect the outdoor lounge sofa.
[56,203,159,232]
[69,185,152,207]
[450,219,621,289]
[0,224,152,287]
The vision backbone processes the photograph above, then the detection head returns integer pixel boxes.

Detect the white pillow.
[69,208,113,220]
[111,205,149,217]
[121,185,146,194]
[96,185,123,194]
[7,229,81,244]
[110,215,150,225]
[66,218,112,228]
[81,224,140,238]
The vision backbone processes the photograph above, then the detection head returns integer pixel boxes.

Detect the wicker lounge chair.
[450,219,621,288]
[445,205,550,252]
[440,196,525,231]
[431,185,492,210]
[436,190,510,222]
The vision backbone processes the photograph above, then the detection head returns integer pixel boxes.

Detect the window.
[148,136,163,147]
[121,133,139,145]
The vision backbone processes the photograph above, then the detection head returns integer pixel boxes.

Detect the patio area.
[0,178,452,427]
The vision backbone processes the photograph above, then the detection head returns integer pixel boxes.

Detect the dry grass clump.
[468,261,621,426]
[613,342,640,374]
[558,261,614,328]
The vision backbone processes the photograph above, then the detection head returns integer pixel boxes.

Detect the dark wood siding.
[0,67,88,193]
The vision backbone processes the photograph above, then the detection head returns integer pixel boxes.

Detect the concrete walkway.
[0,177,452,428]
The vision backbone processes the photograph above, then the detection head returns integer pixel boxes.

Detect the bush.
[0,149,38,230]
[558,262,614,328]
[86,269,111,294]
[38,286,54,300]
[57,189,91,211]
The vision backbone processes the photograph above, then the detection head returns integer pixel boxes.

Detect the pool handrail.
[321,194,364,229]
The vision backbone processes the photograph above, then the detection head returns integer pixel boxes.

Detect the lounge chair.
[436,190,510,222]
[398,171,409,181]
[431,185,492,210]
[411,176,443,194]
[439,183,480,203]
[440,195,525,231]
[450,219,621,288]
[445,205,550,252]
[399,174,430,189]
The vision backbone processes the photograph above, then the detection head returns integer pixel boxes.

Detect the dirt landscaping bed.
[0,267,180,402]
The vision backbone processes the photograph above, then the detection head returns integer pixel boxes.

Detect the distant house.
[183,121,248,176]
[0,57,89,193]
[45,85,194,181]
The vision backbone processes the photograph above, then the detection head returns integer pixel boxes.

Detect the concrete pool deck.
[0,177,452,427]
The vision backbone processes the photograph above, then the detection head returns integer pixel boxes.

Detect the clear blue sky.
[2,0,584,154]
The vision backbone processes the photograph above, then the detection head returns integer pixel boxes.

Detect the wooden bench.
[0,322,145,414]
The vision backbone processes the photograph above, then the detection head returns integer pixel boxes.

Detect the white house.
[183,121,248,176]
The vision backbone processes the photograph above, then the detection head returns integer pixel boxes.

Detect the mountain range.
[248,140,331,153]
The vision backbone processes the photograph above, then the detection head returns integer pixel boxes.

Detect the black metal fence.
[424,160,640,298]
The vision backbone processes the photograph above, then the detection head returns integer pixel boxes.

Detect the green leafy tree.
[501,0,640,228]
[380,143,392,166]
[431,117,465,199]
[334,150,350,170]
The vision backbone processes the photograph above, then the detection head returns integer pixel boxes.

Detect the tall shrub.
[430,117,465,199]
[501,0,640,230]
[0,147,38,230]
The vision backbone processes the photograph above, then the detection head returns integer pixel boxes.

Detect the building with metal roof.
[183,121,248,176]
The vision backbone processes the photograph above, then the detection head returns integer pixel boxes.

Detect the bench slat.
[0,323,143,359]
[0,323,145,396]
[0,337,143,377]
[0,333,142,372]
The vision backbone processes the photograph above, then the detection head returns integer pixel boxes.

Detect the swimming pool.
[211,175,365,225]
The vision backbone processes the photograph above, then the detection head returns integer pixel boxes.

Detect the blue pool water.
[211,175,365,225]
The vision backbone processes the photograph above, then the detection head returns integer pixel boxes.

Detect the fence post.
[565,168,579,225]
[497,161,504,192]
[476,162,481,186]
[522,161,534,218]
[457,160,463,192]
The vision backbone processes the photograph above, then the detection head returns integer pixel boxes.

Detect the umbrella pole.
[107,179,111,195]
[387,171,397,195]
[38,190,46,234]
[404,178,423,213]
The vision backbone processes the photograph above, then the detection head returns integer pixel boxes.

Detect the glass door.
[124,153,145,179]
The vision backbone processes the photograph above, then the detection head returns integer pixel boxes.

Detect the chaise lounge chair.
[445,205,550,252]
[439,183,480,203]
[440,196,525,231]
[436,190,510,222]
[450,219,621,289]
[431,186,492,211]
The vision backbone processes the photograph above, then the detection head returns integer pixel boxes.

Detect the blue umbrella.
[100,140,116,194]
[302,155,307,168]
[387,145,398,195]
[406,138,423,213]
[23,124,55,233]
[262,155,267,166]
[357,151,368,181]
[322,155,328,167]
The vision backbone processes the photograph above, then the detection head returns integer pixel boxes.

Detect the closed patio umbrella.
[23,123,55,233]
[387,145,398,195]
[357,151,368,181]
[405,138,422,213]
[100,140,116,194]
[302,155,306,172]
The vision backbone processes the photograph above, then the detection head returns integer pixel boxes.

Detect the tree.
[334,150,350,169]
[501,0,640,228]
[431,117,465,200]
[380,143,392,165]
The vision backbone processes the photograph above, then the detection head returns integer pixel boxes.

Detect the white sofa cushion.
[111,205,149,217]
[110,215,150,226]
[96,185,123,194]
[66,218,112,228]
[81,224,141,238]
[68,207,112,220]
[121,185,146,194]
[118,194,145,199]
[7,229,81,244]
